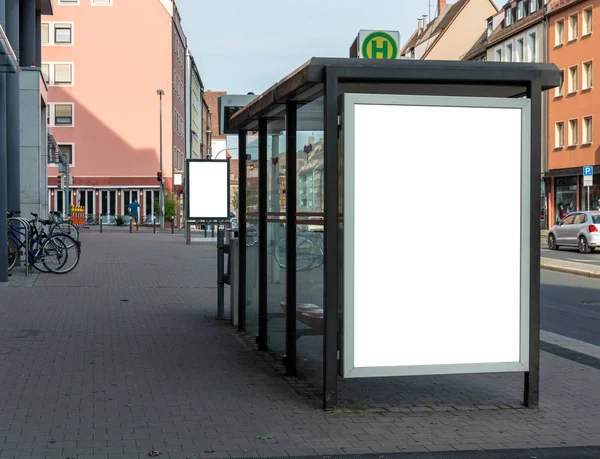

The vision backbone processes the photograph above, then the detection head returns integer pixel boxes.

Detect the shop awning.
[0,24,19,74]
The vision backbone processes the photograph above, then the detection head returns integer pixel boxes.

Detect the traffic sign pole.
[583,166,594,210]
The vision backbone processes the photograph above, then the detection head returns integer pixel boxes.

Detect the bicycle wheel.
[50,222,79,247]
[42,234,80,274]
[29,239,51,273]
[7,236,18,272]
[274,236,316,271]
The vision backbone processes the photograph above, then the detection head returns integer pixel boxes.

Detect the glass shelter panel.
[266,119,287,355]
[295,98,324,389]
[245,131,260,339]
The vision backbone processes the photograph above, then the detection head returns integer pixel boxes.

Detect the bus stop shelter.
[228,57,560,410]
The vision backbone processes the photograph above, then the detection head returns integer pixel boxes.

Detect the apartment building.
[43,0,188,225]
[400,0,498,60]
[546,0,598,225]
[463,0,550,226]
[185,50,204,160]
[203,90,226,158]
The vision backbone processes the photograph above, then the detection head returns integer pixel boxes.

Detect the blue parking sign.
[584,166,593,176]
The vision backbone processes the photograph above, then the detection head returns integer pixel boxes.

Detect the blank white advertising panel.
[342,94,530,378]
[187,160,230,220]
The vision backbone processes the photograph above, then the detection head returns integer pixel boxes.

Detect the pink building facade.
[43,0,186,225]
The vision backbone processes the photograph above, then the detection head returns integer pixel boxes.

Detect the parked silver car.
[548,211,600,253]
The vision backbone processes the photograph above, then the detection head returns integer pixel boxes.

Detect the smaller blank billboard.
[187,160,230,220]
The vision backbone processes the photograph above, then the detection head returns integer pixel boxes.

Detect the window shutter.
[54,64,73,84]
[41,23,50,45]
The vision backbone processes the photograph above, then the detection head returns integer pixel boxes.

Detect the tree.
[154,195,179,222]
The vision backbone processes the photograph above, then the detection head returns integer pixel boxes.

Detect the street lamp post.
[157,89,165,230]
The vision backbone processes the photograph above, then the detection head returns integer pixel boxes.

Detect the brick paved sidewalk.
[1,232,600,459]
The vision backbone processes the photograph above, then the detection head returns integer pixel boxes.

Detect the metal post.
[35,11,41,67]
[153,217,156,233]
[6,0,20,218]
[157,89,165,230]
[129,217,132,233]
[171,215,174,234]
[323,68,339,410]
[285,102,297,376]
[64,154,70,218]
[524,78,542,408]
[204,224,207,238]
[587,186,590,211]
[185,221,191,245]
[217,226,224,318]
[100,215,103,233]
[238,130,247,332]
[0,0,8,283]
[258,118,268,351]
[211,225,214,238]
[0,70,8,282]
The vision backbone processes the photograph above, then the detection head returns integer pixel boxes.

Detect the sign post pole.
[583,166,593,210]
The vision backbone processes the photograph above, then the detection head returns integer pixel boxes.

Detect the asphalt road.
[540,236,600,265]
[541,270,600,346]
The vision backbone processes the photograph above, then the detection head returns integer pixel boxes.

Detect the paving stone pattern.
[0,231,599,459]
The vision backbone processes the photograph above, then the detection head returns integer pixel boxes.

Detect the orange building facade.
[547,0,598,224]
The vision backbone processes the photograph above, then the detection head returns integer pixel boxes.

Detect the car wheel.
[548,234,558,250]
[579,236,592,254]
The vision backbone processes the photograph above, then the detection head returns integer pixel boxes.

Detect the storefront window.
[580,174,600,212]
[555,176,576,222]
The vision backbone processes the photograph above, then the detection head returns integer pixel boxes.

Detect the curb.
[541,262,600,278]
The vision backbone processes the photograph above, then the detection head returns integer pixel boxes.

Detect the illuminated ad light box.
[341,94,531,378]
[186,159,230,220]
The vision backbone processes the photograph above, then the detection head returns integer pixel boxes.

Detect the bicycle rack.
[7,217,31,277]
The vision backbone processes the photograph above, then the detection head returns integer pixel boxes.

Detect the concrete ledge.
[541,257,600,278]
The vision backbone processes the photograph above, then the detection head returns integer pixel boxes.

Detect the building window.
[516,38,524,62]
[583,7,593,36]
[556,69,565,97]
[487,19,493,36]
[530,0,537,13]
[41,23,50,45]
[528,32,537,62]
[569,65,578,93]
[506,8,513,26]
[55,104,73,125]
[58,0,79,4]
[555,122,565,148]
[583,116,593,144]
[569,119,579,146]
[506,43,513,62]
[57,144,74,165]
[556,19,565,46]
[54,63,73,84]
[495,48,502,62]
[569,13,579,41]
[91,0,112,5]
[54,24,72,44]
[517,1,525,20]
[41,63,50,83]
[583,61,593,90]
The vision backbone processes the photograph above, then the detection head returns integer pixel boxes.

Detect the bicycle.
[48,210,80,247]
[7,212,81,274]
[274,232,323,271]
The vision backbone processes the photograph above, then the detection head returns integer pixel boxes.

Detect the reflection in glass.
[266,120,287,355]
[246,131,260,338]
[295,97,325,390]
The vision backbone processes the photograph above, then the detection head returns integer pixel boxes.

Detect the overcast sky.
[175,0,499,95]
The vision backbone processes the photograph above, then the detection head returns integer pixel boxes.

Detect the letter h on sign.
[370,40,389,59]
